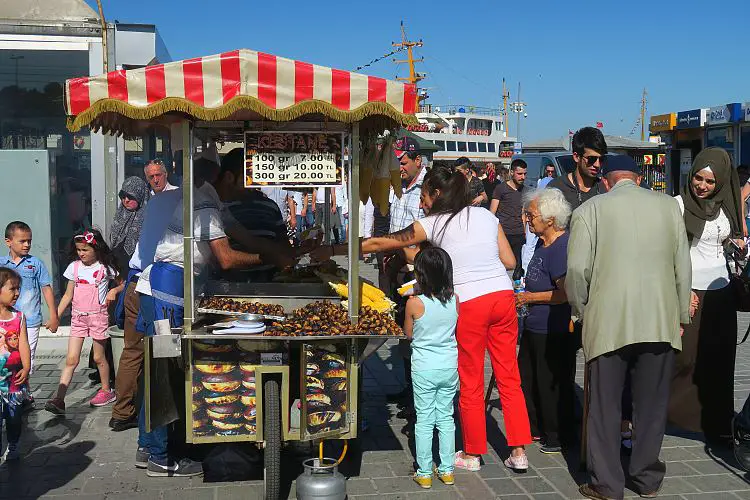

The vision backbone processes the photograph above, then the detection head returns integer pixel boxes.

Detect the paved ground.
[3,262,750,499]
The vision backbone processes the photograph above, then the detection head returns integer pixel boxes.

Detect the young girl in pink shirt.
[45,230,123,414]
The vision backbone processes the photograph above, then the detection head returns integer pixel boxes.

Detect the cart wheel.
[264,378,281,500]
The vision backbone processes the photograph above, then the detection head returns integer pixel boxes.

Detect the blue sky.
[88,0,749,142]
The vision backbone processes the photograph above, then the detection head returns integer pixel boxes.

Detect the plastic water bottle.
[513,278,528,318]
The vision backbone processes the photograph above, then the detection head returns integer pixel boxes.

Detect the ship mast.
[640,87,648,141]
[502,78,509,136]
[393,22,426,110]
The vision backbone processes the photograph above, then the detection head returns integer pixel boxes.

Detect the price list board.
[244,132,343,188]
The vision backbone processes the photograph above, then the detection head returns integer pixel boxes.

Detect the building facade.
[650,102,750,194]
[0,1,170,298]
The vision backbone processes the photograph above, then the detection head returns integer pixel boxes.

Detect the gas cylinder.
[295,458,346,500]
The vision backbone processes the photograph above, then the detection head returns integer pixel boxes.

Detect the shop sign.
[657,153,666,166]
[744,102,750,122]
[244,131,343,188]
[650,113,676,133]
[676,109,706,129]
[707,103,742,125]
[643,155,653,165]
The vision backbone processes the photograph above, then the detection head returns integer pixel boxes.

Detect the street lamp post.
[510,81,526,144]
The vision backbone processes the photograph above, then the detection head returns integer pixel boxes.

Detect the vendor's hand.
[14,367,28,386]
[734,238,748,256]
[44,316,59,333]
[105,289,119,306]
[689,291,699,318]
[515,292,532,308]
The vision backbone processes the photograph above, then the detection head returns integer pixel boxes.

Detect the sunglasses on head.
[118,190,135,201]
[583,155,606,167]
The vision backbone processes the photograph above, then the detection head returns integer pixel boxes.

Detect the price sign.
[244,132,343,188]
[251,152,338,184]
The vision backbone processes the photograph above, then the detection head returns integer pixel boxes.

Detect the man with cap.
[566,155,691,500]
[380,136,426,419]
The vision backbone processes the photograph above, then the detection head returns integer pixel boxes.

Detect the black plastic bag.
[202,444,261,482]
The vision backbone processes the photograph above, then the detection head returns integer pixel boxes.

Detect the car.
[510,152,575,188]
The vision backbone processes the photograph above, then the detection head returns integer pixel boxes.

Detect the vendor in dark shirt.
[547,127,607,210]
[490,159,527,271]
[212,148,297,270]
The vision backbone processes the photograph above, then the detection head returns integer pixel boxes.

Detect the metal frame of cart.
[64,48,417,499]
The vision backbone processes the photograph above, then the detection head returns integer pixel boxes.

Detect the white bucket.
[108,326,125,377]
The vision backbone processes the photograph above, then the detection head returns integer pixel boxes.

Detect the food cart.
[64,48,417,499]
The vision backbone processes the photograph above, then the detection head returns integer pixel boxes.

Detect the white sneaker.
[504,454,528,471]
[453,451,481,472]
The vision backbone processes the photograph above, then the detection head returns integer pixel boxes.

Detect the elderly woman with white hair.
[515,187,577,454]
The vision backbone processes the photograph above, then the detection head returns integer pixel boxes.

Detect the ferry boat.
[391,23,516,167]
[409,104,517,167]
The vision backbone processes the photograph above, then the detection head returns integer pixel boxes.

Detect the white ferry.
[410,104,517,167]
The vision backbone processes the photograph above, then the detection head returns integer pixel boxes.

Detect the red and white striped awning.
[65,49,418,132]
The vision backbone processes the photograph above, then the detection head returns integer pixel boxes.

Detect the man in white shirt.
[145,160,178,195]
[135,167,262,478]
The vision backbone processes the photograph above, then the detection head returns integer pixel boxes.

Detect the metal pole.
[516,82,522,144]
[182,121,194,334]
[348,124,360,325]
[94,0,108,71]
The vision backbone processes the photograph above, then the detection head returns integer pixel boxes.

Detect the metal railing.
[419,104,501,117]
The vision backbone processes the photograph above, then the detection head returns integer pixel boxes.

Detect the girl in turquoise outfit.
[404,247,459,489]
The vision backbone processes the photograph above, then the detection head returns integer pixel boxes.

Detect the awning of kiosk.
[65,49,418,132]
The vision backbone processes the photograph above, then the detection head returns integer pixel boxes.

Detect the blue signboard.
[676,109,706,129]
[707,103,742,125]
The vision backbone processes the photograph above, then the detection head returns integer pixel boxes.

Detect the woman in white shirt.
[670,147,746,446]
[362,166,532,472]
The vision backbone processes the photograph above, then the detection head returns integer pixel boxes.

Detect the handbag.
[727,254,750,344]
[728,252,750,312]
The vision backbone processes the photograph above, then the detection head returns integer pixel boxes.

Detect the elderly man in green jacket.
[566,155,692,500]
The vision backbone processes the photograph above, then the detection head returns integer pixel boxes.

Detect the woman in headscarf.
[110,176,150,273]
[669,147,745,446]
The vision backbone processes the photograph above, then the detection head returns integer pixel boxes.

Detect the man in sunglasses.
[144,160,178,195]
[538,164,557,189]
[547,127,607,210]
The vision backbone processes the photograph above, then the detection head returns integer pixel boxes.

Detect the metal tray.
[203,282,337,298]
[196,308,285,321]
[183,331,404,341]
